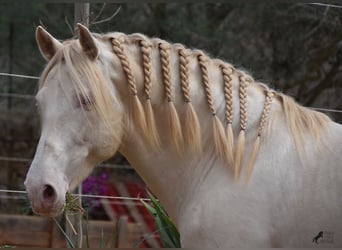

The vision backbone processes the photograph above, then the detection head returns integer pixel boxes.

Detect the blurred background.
[0,2,341,247]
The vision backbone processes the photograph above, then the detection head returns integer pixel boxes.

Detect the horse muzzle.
[25,180,67,217]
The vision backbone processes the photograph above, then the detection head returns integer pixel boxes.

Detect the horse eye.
[76,95,93,111]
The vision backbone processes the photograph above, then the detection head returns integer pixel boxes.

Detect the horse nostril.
[42,184,56,204]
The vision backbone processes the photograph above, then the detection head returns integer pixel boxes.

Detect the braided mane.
[49,32,330,181]
[106,32,331,180]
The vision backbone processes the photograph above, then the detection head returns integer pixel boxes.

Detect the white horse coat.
[25,24,342,247]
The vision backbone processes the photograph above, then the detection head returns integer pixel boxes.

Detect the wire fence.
[0,72,40,80]
[0,189,150,202]
[0,71,341,203]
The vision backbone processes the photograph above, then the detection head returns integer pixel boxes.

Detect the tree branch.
[91,6,121,26]
[92,3,107,23]
[304,6,330,39]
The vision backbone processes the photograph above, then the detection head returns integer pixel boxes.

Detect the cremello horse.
[25,24,342,247]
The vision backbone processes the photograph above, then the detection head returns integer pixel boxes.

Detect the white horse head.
[25,24,342,247]
[24,25,125,216]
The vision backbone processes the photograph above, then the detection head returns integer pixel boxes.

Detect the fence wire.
[0,72,40,80]
[0,189,150,202]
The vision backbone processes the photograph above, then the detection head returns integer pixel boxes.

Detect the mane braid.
[104,32,330,181]
[176,45,202,153]
[245,89,274,182]
[218,61,235,166]
[234,74,249,179]
[158,41,184,152]
[111,37,149,140]
[197,52,230,166]
[139,38,160,148]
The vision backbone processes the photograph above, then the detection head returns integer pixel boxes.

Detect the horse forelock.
[39,40,123,142]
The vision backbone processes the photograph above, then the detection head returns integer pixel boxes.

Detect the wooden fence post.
[74,3,90,30]
[65,3,90,248]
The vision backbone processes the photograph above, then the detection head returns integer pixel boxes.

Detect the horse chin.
[32,201,65,218]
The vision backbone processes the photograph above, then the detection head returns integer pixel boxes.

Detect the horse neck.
[105,33,335,225]
[105,33,279,216]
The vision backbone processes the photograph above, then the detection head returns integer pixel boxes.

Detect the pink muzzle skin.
[25,181,66,217]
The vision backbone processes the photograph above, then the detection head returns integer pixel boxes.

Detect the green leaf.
[53,217,75,248]
[141,190,181,248]
[140,198,157,216]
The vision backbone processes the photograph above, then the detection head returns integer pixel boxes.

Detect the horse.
[24,24,342,247]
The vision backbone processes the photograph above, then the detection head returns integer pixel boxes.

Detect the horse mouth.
[31,200,66,218]
[27,186,67,218]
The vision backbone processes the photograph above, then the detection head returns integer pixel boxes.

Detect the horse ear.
[77,23,98,61]
[36,26,62,61]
